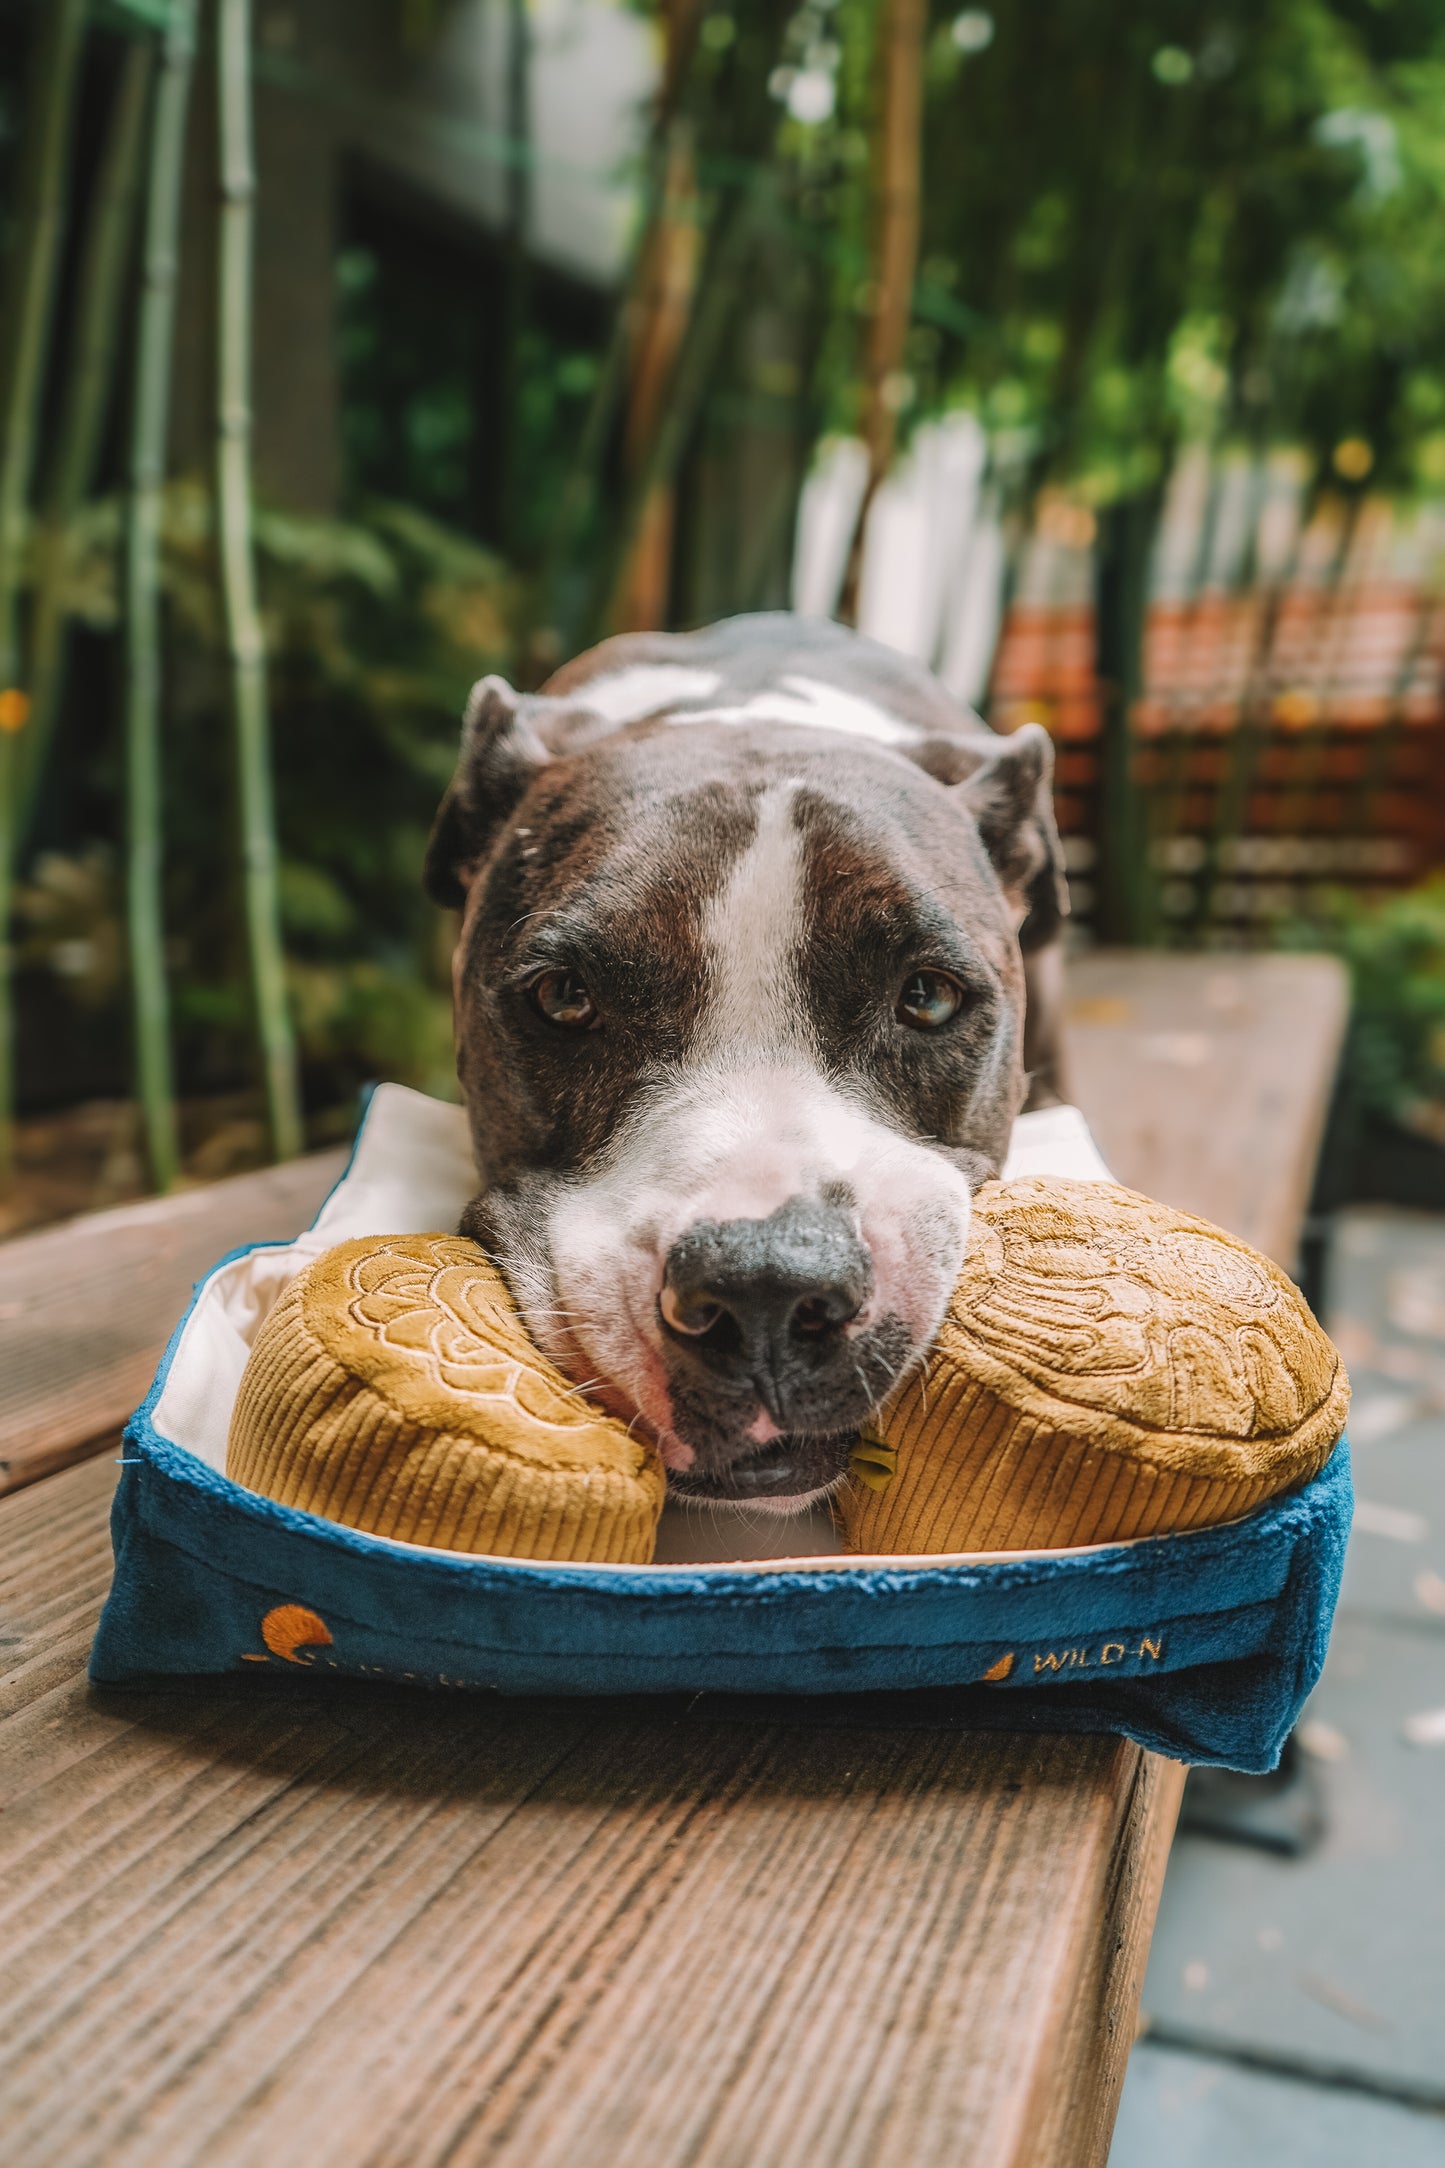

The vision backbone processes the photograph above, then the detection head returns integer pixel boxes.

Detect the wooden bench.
[0,951,1348,2167]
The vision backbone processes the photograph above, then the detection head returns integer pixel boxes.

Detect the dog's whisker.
[552,1377,606,1405]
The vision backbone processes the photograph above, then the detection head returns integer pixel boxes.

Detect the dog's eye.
[896,970,964,1030]
[528,969,599,1029]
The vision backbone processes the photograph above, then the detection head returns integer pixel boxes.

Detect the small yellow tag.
[848,1436,897,1491]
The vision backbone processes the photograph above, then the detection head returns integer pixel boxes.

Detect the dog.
[425,612,1068,1510]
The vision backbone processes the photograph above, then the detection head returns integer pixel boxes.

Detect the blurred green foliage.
[805,0,1445,501]
[657,0,1442,506]
[7,0,1445,1164]
[335,223,607,567]
[538,0,1445,651]
[1293,878,1445,1145]
[18,478,516,1114]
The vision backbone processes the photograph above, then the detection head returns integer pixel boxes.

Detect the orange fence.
[986,501,1445,930]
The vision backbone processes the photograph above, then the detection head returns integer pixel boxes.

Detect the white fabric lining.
[151,1082,1118,1571]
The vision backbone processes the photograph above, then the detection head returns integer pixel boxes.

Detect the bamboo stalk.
[19,39,155,852]
[527,0,705,669]
[610,0,704,632]
[1197,468,1333,935]
[836,0,926,627]
[0,0,89,1183]
[612,125,699,632]
[125,0,198,1193]
[499,0,532,557]
[572,7,799,651]
[216,0,303,1162]
[583,182,761,647]
[1093,488,1163,944]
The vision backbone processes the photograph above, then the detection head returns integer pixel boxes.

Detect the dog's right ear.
[424,676,556,908]
[907,721,1069,943]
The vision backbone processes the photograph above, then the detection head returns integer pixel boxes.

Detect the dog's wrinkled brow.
[496,910,602,978]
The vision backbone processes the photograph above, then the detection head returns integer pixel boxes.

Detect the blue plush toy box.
[90,1086,1352,1773]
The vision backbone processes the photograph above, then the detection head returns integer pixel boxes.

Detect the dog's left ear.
[910,722,1069,942]
[425,675,598,908]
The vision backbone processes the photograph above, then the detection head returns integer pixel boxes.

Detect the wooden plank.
[1066,950,1349,1269]
[0,1463,1180,2168]
[0,1149,347,1496]
[0,951,1347,2167]
[1019,1742,1182,2166]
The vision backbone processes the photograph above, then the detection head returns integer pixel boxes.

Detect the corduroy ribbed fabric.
[842,1176,1349,1555]
[227,1235,665,1564]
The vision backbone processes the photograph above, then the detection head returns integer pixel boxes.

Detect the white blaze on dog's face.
[426,618,1066,1504]
[544,782,980,1484]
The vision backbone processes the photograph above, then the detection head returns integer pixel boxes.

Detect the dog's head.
[425,647,1063,1507]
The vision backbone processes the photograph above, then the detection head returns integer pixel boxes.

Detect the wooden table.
[0,952,1348,2168]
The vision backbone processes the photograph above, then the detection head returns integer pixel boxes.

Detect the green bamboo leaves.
[0,0,302,1200]
[0,0,89,1181]
[216,0,302,1162]
[125,0,198,1192]
[22,41,154,858]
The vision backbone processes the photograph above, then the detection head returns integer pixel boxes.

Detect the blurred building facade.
[161,0,655,518]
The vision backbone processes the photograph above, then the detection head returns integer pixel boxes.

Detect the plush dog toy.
[228,1181,1347,1563]
[840,1176,1349,1555]
[227,1234,665,1564]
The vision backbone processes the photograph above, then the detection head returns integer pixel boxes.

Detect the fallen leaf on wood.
[1298,1972,1392,2033]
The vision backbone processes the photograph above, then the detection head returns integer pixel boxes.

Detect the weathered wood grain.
[0,1473,1180,2168]
[0,952,1348,2167]
[1017,1738,1183,2166]
[1066,950,1348,1270]
[0,1149,346,1495]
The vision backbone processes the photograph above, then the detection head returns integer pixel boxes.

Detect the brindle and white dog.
[425,612,1068,1510]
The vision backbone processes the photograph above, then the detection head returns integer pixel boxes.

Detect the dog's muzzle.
[666,1430,858,1502]
[659,1195,871,1395]
[658,1196,882,1499]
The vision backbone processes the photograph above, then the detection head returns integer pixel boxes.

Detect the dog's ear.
[424,676,577,908]
[425,678,546,908]
[910,722,1069,942]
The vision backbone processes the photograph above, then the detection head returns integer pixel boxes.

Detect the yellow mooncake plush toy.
[840,1176,1349,1557]
[230,1184,1347,1569]
[227,1234,665,1564]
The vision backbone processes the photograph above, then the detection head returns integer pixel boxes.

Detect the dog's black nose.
[659,1197,872,1408]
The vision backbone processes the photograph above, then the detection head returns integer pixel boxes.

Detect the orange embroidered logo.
[242,1604,335,1665]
